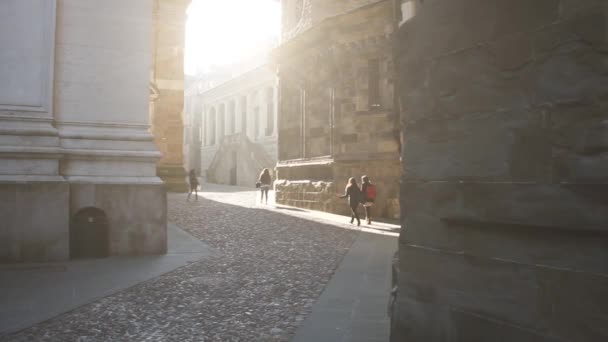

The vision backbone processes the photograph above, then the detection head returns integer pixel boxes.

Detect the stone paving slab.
[292,232,396,342]
[199,182,400,238]
[2,184,399,341]
[0,223,214,335]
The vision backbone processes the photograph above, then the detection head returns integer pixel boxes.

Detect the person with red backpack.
[361,175,376,225]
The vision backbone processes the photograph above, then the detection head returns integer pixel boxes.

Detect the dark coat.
[340,185,362,208]
[361,182,374,202]
[259,173,271,185]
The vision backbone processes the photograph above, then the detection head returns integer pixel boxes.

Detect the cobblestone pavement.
[3,186,360,342]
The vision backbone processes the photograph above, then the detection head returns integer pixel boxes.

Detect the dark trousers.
[260,187,269,203]
[187,185,198,200]
[364,205,372,220]
[350,205,360,225]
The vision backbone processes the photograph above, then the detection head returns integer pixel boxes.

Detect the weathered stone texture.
[392,0,608,341]
[0,183,69,262]
[276,158,400,217]
[150,0,189,192]
[276,0,400,218]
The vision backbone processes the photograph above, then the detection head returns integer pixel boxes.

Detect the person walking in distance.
[339,177,363,226]
[187,169,199,201]
[258,168,272,204]
[361,175,376,225]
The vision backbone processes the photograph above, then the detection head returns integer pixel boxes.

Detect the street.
[2,184,397,342]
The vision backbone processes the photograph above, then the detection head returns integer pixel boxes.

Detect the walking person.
[187,169,199,201]
[258,168,272,205]
[338,177,363,226]
[361,175,376,225]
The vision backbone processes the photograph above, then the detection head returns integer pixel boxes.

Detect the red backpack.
[365,184,377,200]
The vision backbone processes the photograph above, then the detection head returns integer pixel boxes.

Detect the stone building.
[0,0,168,262]
[274,0,401,218]
[150,0,190,192]
[184,64,278,187]
[391,1,608,341]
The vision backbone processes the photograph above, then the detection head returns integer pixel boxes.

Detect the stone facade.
[184,65,278,187]
[0,0,167,262]
[275,0,400,218]
[150,0,190,192]
[391,1,608,341]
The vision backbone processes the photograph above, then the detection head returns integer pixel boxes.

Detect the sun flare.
[185,0,281,75]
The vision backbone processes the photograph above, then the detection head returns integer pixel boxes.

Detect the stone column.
[150,0,190,192]
[234,96,242,134]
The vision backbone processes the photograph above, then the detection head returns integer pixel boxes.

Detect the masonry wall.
[0,0,166,262]
[276,0,400,218]
[392,1,608,341]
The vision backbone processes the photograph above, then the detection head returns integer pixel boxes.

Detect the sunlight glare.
[185,0,281,75]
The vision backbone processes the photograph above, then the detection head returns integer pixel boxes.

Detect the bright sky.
[184,0,281,75]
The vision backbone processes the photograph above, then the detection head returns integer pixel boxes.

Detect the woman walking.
[187,169,199,201]
[339,177,363,226]
[258,168,272,205]
[361,175,376,225]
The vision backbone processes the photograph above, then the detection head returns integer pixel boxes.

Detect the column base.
[157,165,188,192]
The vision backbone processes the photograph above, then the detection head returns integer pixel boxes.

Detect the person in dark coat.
[187,169,199,201]
[361,175,375,225]
[339,177,363,226]
[258,168,272,204]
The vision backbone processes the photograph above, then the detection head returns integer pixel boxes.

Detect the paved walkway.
[202,183,398,342]
[1,184,398,341]
[0,224,214,335]
[292,231,395,342]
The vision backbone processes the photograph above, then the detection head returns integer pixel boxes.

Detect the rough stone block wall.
[0,183,69,262]
[275,159,400,218]
[71,184,167,256]
[392,1,608,341]
[276,0,400,218]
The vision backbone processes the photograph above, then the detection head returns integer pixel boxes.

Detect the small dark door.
[70,207,109,259]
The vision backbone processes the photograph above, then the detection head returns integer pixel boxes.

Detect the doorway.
[70,207,109,259]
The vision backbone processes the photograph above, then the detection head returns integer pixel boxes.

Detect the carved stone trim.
[0,0,56,116]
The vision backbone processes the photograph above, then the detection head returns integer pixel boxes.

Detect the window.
[265,87,274,136]
[240,96,247,134]
[229,100,236,134]
[254,107,260,139]
[209,108,216,145]
[368,59,381,109]
[218,104,226,141]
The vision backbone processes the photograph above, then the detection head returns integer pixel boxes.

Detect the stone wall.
[70,184,167,256]
[150,0,189,192]
[392,1,608,341]
[276,0,400,218]
[0,183,69,261]
[276,159,401,218]
[282,0,385,41]
[0,0,167,262]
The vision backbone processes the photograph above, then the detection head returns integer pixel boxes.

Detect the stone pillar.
[234,96,242,134]
[150,0,190,192]
[392,1,608,341]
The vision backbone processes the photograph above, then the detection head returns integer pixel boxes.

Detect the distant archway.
[70,207,109,259]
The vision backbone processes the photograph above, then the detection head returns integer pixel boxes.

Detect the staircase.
[207,133,275,187]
